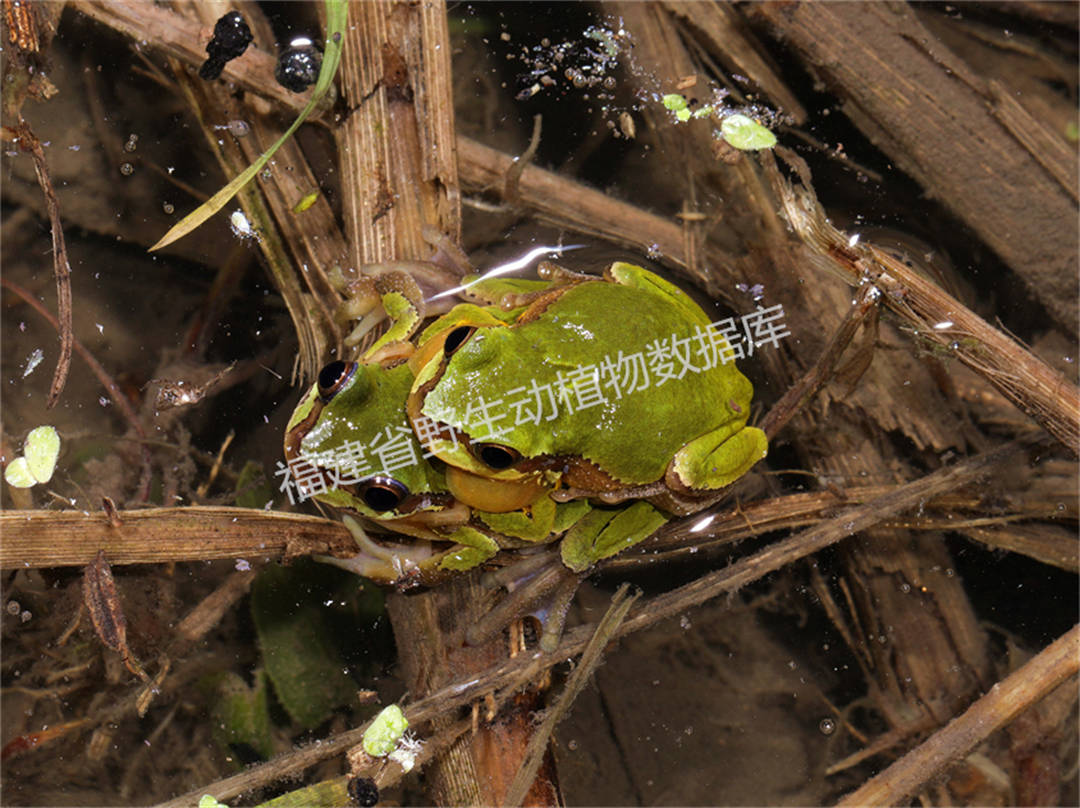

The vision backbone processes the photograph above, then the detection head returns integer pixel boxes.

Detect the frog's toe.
[343,310,388,348]
[313,551,408,585]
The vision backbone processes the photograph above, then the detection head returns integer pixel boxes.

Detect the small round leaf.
[362,704,409,757]
[662,93,687,112]
[24,425,60,483]
[4,457,36,488]
[720,114,777,150]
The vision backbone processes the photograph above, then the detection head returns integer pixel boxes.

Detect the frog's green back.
[420,276,755,485]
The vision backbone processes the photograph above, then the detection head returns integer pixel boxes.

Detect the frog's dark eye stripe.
[472,442,521,470]
[316,361,356,401]
[443,325,475,355]
[358,477,409,512]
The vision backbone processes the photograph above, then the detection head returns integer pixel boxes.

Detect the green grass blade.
[149,0,348,252]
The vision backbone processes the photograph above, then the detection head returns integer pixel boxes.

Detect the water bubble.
[818,718,836,735]
[6,600,20,615]
[123,134,138,152]
[162,202,174,214]
[20,611,31,623]
[119,162,134,176]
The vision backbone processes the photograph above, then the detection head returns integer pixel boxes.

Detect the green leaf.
[205,669,276,762]
[149,0,348,252]
[4,457,36,488]
[662,93,687,112]
[362,705,408,757]
[720,113,777,151]
[251,560,360,729]
[24,425,60,483]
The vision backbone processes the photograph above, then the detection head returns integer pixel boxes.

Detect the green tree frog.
[408,262,768,516]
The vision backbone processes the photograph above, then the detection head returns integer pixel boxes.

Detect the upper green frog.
[407,262,769,515]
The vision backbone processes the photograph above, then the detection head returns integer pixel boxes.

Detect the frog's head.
[284,360,470,532]
[405,315,559,513]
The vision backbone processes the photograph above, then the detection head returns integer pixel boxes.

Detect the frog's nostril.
[317,361,356,400]
[444,326,475,354]
[473,443,520,470]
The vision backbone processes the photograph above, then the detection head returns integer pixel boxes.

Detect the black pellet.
[275,42,322,93]
[199,11,253,81]
[347,776,379,807]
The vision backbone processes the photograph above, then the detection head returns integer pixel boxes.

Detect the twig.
[505,583,639,806]
[837,623,1080,806]
[0,507,355,570]
[8,123,73,408]
[767,149,1080,454]
[759,282,879,440]
[613,437,1039,640]
[1,277,143,439]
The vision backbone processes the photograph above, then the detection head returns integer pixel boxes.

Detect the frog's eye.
[317,361,356,401]
[358,477,410,512]
[471,442,521,470]
[443,325,476,355]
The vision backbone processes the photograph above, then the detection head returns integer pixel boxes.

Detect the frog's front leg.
[668,422,769,493]
[559,501,669,572]
[330,229,476,361]
[331,268,428,362]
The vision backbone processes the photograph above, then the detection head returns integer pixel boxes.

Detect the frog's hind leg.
[465,548,584,653]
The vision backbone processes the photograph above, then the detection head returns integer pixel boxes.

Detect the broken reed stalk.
[0,507,356,570]
[837,623,1080,806]
[768,150,1080,455]
[752,2,1078,332]
[4,473,1071,571]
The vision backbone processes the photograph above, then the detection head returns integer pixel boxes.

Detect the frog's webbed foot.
[536,260,597,286]
[313,515,436,588]
[465,547,584,653]
[479,261,598,316]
